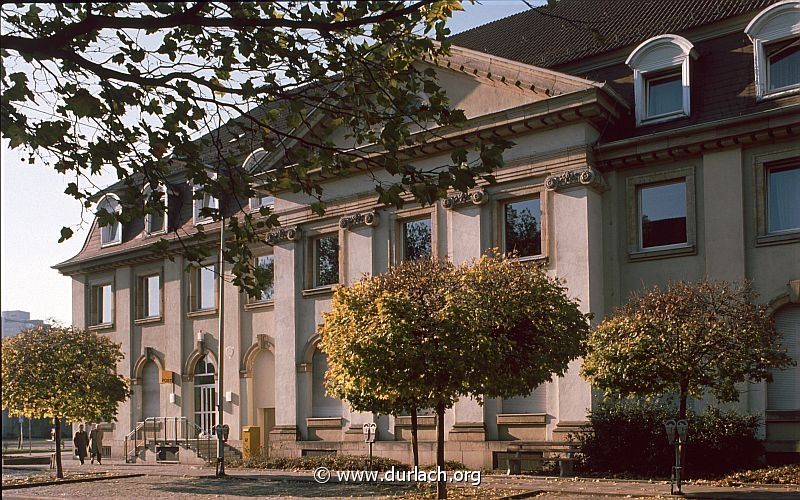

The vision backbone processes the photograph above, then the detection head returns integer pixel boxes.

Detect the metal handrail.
[124,417,213,463]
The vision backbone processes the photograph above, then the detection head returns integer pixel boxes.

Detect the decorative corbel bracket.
[266,226,302,245]
[545,167,607,193]
[441,188,488,209]
[339,211,380,230]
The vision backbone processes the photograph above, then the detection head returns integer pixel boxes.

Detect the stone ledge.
[306,417,344,429]
[395,415,436,427]
[496,413,546,425]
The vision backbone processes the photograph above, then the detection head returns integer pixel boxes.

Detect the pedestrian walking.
[89,424,103,464]
[73,424,89,465]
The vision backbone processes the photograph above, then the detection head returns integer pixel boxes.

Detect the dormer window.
[97,195,122,247]
[626,34,697,126]
[249,194,275,212]
[745,1,800,99]
[193,177,218,225]
[143,183,167,235]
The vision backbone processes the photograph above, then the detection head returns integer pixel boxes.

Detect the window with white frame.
[766,161,800,234]
[189,264,217,312]
[97,195,122,246]
[626,167,696,258]
[143,184,167,235]
[637,179,688,249]
[626,34,697,125]
[249,194,275,212]
[193,178,218,225]
[745,1,800,99]
[137,274,161,319]
[90,283,113,326]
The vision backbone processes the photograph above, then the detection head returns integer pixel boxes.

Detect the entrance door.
[194,355,216,435]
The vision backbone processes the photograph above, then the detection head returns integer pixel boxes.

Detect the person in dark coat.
[73,424,89,465]
[89,424,103,464]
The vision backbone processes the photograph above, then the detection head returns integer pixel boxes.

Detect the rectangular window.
[313,235,339,288]
[190,265,217,311]
[767,164,800,233]
[767,38,800,92]
[255,255,275,302]
[138,274,161,319]
[638,180,687,249]
[645,70,682,118]
[91,284,113,326]
[503,197,542,258]
[402,218,432,261]
[193,182,219,224]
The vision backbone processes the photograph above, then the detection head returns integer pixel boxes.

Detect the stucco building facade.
[55,0,800,467]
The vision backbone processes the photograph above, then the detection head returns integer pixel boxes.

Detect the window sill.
[88,323,114,332]
[143,230,167,239]
[496,413,547,425]
[628,244,696,262]
[186,309,218,318]
[758,85,800,102]
[637,111,688,127]
[100,241,122,249]
[756,231,800,247]
[134,316,163,325]
[306,417,344,428]
[302,285,336,298]
[395,415,437,427]
[243,300,275,311]
[516,254,548,265]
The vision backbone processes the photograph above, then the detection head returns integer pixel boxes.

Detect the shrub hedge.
[576,399,763,478]
[228,452,467,472]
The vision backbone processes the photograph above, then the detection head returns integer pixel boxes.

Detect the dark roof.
[449,0,778,68]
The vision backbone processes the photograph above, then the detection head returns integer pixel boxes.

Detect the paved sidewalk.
[3,459,799,499]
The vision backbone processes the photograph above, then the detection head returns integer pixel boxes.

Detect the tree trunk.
[54,416,64,479]
[18,418,23,449]
[410,407,419,468]
[435,402,446,500]
[678,387,688,420]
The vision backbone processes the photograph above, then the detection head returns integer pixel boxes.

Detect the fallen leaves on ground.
[2,471,110,486]
[710,464,800,486]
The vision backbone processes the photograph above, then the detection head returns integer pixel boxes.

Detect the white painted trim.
[626,34,697,126]
[745,1,800,99]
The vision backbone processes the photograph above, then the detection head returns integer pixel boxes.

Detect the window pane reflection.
[639,180,687,248]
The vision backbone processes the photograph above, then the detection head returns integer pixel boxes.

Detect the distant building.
[1,310,54,439]
[2,310,44,338]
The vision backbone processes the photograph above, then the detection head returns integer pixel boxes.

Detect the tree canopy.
[1,325,130,477]
[320,253,589,498]
[1,1,512,297]
[581,280,795,419]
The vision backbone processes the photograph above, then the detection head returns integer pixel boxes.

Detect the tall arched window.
[311,350,340,418]
[141,360,161,420]
[768,305,800,410]
[97,194,122,246]
[143,183,167,235]
[194,355,216,434]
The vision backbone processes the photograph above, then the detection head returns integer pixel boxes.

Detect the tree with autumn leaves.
[1,325,129,478]
[582,280,794,421]
[320,254,590,499]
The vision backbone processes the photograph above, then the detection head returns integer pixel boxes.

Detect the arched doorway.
[141,360,161,420]
[252,350,276,451]
[194,355,216,435]
[768,305,799,410]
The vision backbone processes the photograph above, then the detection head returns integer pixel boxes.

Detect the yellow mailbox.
[242,426,261,459]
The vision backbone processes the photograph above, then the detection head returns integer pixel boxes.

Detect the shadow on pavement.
[153,476,423,498]
[685,491,800,500]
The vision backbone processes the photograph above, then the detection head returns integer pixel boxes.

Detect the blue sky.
[0,1,536,323]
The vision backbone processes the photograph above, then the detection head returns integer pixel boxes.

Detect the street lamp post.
[216,217,226,477]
